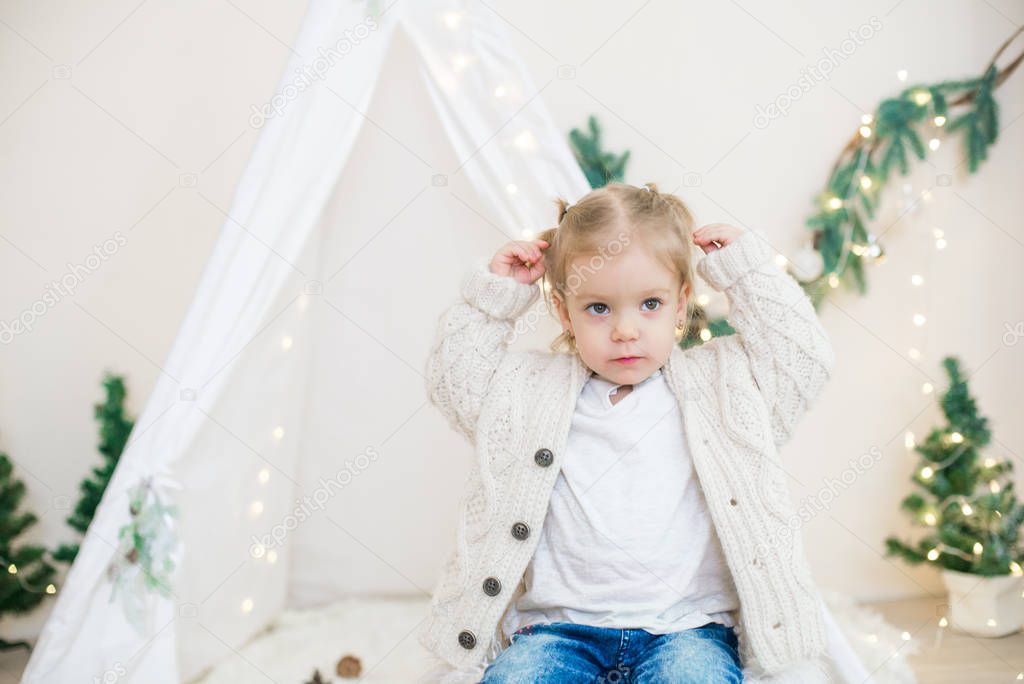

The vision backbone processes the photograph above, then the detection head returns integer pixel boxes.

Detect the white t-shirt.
[502,367,741,639]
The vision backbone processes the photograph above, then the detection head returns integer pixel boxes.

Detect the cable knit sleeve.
[424,257,541,445]
[695,228,836,447]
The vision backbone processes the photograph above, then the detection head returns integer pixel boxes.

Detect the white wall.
[1,0,1022,641]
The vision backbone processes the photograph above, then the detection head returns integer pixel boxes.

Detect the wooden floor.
[1,596,1021,683]
[863,596,1024,683]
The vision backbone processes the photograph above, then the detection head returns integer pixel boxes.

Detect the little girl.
[419,182,836,683]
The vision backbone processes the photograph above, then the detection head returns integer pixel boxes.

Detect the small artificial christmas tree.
[54,372,134,563]
[0,453,57,651]
[885,356,1024,577]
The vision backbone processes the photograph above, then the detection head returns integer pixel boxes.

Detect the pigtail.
[554,197,573,224]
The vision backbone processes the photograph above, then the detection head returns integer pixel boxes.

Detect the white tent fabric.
[23,1,878,682]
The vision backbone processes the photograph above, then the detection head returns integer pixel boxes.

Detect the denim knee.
[631,624,743,684]
[479,625,603,684]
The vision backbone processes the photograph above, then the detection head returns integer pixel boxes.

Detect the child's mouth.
[613,357,641,364]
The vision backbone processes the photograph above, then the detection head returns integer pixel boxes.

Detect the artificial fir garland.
[885,357,1023,577]
[799,25,1024,310]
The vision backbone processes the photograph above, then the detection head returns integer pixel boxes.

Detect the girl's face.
[554,244,690,386]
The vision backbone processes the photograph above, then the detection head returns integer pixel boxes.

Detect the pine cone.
[336,654,362,678]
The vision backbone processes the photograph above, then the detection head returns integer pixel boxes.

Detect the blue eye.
[642,297,663,311]
[585,298,662,315]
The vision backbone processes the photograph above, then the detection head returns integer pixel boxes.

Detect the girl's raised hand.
[489,239,549,284]
[693,223,745,255]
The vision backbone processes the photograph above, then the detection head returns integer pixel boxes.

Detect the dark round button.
[482,576,502,596]
[458,629,477,649]
[511,521,530,540]
[534,448,554,467]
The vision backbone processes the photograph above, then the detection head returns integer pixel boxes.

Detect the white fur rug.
[189,592,917,684]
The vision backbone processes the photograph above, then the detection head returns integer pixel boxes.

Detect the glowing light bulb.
[241,598,254,614]
[927,548,940,561]
[774,254,788,267]
[984,458,996,468]
[513,130,537,151]
[905,431,915,449]
[860,176,872,190]
[913,314,926,326]
[950,432,963,443]
[827,196,843,210]
[990,480,1001,493]
[267,550,278,564]
[697,294,710,307]
[699,328,712,342]
[920,466,934,480]
[859,126,872,138]
[828,273,840,288]
[901,631,911,641]
[452,53,471,72]
[897,69,908,81]
[258,468,270,484]
[1010,561,1022,576]
[938,617,948,627]
[861,114,874,125]
[7,564,16,575]
[923,512,937,525]
[987,618,997,627]
[911,274,923,286]
[913,90,932,105]
[934,115,946,126]
[962,503,973,515]
[973,542,983,555]
[928,138,941,151]
[273,426,285,441]
[908,348,921,361]
[45,584,56,594]
[442,12,463,30]
[922,382,933,395]
[281,336,293,351]
[250,501,264,517]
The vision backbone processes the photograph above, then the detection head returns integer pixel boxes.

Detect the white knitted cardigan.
[418,228,838,683]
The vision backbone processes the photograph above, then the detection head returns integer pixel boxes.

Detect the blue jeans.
[479,621,743,683]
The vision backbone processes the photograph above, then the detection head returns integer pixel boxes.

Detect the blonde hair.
[536,182,698,354]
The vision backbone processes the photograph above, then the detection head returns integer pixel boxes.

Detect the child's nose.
[611,318,640,341]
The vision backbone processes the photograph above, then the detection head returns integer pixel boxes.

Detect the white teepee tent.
[23,2,886,682]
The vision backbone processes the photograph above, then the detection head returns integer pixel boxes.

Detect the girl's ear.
[677,282,691,316]
[553,293,572,329]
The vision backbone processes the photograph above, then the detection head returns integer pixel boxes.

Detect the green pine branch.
[0,453,57,633]
[54,372,134,564]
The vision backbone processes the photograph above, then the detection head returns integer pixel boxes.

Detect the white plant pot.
[940,568,1024,637]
